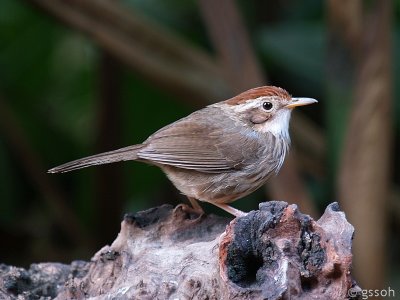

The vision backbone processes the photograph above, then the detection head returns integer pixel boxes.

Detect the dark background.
[0,0,399,292]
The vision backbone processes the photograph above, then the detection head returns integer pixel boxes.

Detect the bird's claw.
[174,203,205,220]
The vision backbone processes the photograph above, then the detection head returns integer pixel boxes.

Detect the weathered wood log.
[0,201,359,299]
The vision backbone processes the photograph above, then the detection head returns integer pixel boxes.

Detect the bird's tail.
[48,144,145,173]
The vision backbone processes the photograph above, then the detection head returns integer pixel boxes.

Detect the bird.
[48,86,317,217]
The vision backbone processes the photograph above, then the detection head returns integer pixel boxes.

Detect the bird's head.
[221,86,317,140]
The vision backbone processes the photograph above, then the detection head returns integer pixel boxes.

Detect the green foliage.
[257,23,325,92]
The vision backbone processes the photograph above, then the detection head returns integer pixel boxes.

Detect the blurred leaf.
[123,0,208,47]
[0,140,19,224]
[257,22,325,89]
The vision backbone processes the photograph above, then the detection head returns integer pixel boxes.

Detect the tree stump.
[0,201,359,299]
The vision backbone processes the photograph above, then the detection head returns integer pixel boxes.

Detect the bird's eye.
[262,101,273,111]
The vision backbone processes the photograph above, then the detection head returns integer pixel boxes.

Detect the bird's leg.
[211,202,247,218]
[187,197,205,215]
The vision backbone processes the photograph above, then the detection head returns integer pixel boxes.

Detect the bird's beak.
[286,97,318,109]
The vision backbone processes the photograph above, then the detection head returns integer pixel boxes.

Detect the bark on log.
[0,201,358,299]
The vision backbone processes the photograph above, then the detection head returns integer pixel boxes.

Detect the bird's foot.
[174,203,204,220]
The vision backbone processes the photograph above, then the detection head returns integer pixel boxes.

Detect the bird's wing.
[137,112,266,173]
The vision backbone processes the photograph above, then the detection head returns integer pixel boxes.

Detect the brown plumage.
[225,86,291,105]
[48,86,317,216]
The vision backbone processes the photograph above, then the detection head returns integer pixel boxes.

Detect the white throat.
[258,109,291,141]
